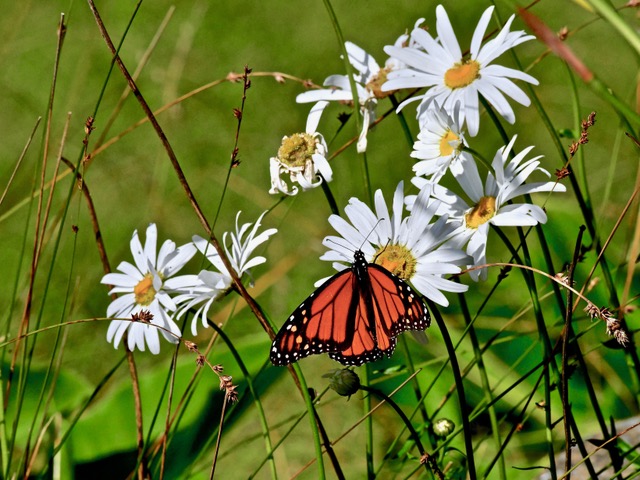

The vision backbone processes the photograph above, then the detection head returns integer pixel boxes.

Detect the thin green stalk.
[399,335,432,428]
[485,368,545,475]
[458,292,506,480]
[7,13,74,474]
[543,366,556,480]
[7,4,143,475]
[0,124,40,476]
[159,344,180,480]
[23,206,79,475]
[50,357,125,458]
[363,365,374,479]
[561,228,585,479]
[208,322,278,479]
[359,385,433,476]
[309,389,345,480]
[211,65,252,231]
[321,0,372,203]
[248,387,331,479]
[320,179,340,216]
[585,0,640,58]
[293,362,326,479]
[493,224,558,476]
[482,89,618,473]
[389,94,415,148]
[513,46,640,401]
[428,300,476,480]
[563,64,640,404]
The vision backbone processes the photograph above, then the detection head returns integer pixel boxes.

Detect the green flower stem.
[389,94,415,148]
[359,385,434,476]
[320,178,340,216]
[321,0,372,203]
[458,291,506,480]
[543,367,556,480]
[309,388,345,479]
[293,362,326,479]
[399,335,432,427]
[428,300,477,480]
[263,311,325,478]
[363,365,374,478]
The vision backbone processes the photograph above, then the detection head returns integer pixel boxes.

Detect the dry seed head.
[132,310,153,323]
[184,340,198,352]
[555,167,570,179]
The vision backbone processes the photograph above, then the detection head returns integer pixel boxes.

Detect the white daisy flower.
[412,135,566,281]
[269,101,333,195]
[173,211,277,335]
[411,102,474,182]
[382,5,538,136]
[101,224,197,354]
[320,182,469,306]
[297,41,395,153]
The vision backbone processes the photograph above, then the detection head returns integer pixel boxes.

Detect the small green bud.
[432,418,455,438]
[323,368,361,397]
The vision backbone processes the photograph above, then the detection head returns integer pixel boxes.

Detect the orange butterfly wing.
[270,267,357,365]
[270,250,431,366]
[328,264,430,365]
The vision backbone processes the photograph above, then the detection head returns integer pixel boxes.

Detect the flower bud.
[432,418,455,438]
[323,368,361,397]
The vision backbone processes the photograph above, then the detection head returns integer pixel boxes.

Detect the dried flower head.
[554,272,574,286]
[132,310,153,324]
[219,375,239,403]
[555,167,570,179]
[601,309,630,347]
[558,26,569,41]
[584,304,630,347]
[584,303,599,320]
[184,340,198,352]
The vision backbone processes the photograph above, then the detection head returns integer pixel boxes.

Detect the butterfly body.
[270,249,430,366]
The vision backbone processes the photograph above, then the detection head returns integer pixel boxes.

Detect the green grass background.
[0,1,639,478]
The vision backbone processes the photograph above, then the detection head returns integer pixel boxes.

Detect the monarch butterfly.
[270,249,431,366]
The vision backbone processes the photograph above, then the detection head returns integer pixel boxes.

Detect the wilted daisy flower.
[174,211,277,335]
[269,101,333,195]
[101,224,197,354]
[383,5,538,136]
[413,135,566,281]
[321,182,469,306]
[297,41,394,153]
[412,102,473,182]
[385,18,427,71]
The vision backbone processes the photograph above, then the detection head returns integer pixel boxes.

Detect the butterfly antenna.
[359,218,385,250]
[324,218,386,258]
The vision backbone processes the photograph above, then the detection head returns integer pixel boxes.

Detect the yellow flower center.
[439,130,460,157]
[366,67,392,99]
[373,244,416,280]
[134,274,157,306]
[277,133,316,167]
[444,60,480,90]
[464,196,497,229]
